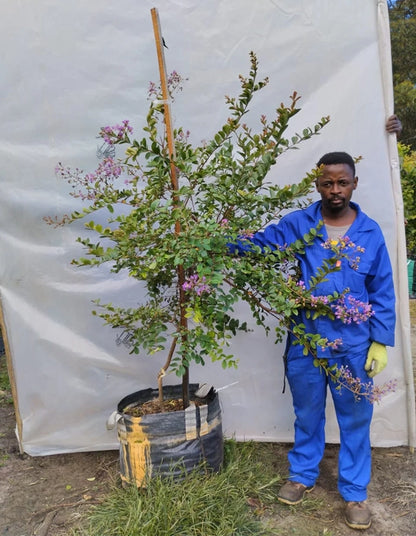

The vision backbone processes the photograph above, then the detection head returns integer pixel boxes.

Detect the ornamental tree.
[46,53,391,409]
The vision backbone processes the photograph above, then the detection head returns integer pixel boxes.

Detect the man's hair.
[316,151,355,176]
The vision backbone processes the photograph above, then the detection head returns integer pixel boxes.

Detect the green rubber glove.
[365,342,387,378]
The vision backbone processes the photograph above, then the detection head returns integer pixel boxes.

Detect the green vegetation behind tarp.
[398,143,416,257]
[408,259,415,295]
[389,0,416,151]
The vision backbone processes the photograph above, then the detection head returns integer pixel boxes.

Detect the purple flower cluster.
[55,162,95,201]
[332,295,374,324]
[55,158,123,201]
[175,129,191,143]
[336,365,372,400]
[148,71,188,101]
[310,294,329,307]
[85,157,122,184]
[294,284,331,310]
[167,70,186,93]
[320,337,343,351]
[55,162,79,180]
[368,378,398,404]
[99,120,133,145]
[182,274,211,296]
[321,235,365,270]
[239,229,254,239]
[336,365,397,403]
[148,80,158,99]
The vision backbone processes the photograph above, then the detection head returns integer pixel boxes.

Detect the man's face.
[315,163,358,215]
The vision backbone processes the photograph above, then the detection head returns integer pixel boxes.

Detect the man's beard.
[326,197,346,213]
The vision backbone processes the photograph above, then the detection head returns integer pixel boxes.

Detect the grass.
[409,298,416,323]
[1,303,414,535]
[73,441,283,536]
[0,353,13,406]
[0,452,9,467]
[0,352,12,469]
[0,354,10,389]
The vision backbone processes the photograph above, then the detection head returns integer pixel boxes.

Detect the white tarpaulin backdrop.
[0,0,414,455]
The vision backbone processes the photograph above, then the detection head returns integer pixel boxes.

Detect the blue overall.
[230,201,396,501]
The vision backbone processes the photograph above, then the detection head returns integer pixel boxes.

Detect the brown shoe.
[277,480,315,505]
[345,501,372,530]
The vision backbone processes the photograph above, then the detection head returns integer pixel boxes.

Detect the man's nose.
[330,182,341,193]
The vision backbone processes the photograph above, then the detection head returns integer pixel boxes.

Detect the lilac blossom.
[148,71,188,101]
[336,365,397,403]
[148,80,158,99]
[55,158,124,201]
[99,120,133,145]
[85,157,122,183]
[182,274,211,296]
[175,129,191,143]
[293,284,331,309]
[310,294,329,308]
[319,337,343,351]
[368,379,398,404]
[239,229,254,239]
[55,162,95,201]
[332,295,374,324]
[321,236,365,270]
[167,70,187,94]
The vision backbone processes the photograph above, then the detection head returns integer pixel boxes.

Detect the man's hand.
[365,342,387,378]
[385,114,402,136]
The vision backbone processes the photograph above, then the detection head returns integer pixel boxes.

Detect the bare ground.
[0,302,415,536]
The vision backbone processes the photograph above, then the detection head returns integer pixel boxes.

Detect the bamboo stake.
[150,8,189,407]
[150,8,178,192]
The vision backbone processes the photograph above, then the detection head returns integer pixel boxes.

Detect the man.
[234,152,396,530]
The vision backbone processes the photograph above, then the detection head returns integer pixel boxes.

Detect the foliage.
[388,0,416,148]
[388,3,416,255]
[398,142,416,256]
[0,357,13,407]
[47,52,388,405]
[73,440,281,536]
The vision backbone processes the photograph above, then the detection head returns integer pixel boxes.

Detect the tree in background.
[398,143,416,257]
[388,0,416,149]
[388,2,416,259]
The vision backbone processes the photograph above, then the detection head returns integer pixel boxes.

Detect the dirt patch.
[0,304,415,535]
[0,402,118,536]
[260,443,415,536]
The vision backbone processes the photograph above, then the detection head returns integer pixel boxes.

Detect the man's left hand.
[386,114,402,136]
[365,342,388,378]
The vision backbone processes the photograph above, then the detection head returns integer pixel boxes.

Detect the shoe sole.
[345,518,372,530]
[277,485,315,505]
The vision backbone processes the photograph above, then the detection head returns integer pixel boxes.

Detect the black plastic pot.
[116,384,223,486]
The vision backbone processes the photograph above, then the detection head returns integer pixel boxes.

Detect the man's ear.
[353,176,358,190]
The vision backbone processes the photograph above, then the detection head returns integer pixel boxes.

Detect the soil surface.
[0,303,415,536]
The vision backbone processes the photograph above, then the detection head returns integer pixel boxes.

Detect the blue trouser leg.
[329,352,373,502]
[286,354,327,488]
[286,351,373,501]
